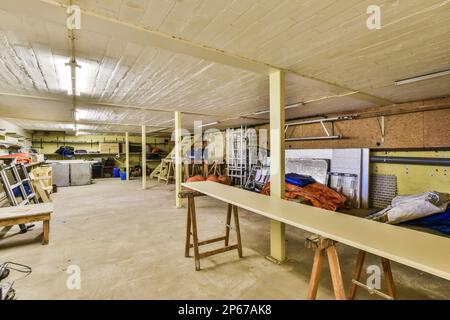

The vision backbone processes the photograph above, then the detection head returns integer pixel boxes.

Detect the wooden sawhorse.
[305,235,346,300]
[348,250,397,300]
[179,190,243,271]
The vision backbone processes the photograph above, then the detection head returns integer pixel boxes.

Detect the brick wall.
[369,174,397,208]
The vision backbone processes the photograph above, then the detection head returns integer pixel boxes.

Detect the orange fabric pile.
[0,153,31,164]
[261,182,346,211]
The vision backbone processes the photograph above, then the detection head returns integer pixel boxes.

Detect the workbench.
[182,181,450,298]
[0,203,53,245]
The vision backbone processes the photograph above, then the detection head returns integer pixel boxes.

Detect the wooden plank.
[0,203,53,220]
[0,213,50,227]
[424,109,450,148]
[182,181,450,280]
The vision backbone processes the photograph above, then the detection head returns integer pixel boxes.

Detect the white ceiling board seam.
[0,92,234,118]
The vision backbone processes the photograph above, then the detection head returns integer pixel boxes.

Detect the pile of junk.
[367,191,450,235]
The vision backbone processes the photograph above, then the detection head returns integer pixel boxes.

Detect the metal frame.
[284,115,355,141]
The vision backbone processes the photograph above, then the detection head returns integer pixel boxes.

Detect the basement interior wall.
[372,150,450,195]
[256,108,450,197]
[31,132,172,169]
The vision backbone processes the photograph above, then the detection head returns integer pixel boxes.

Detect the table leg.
[225,204,232,246]
[327,246,346,300]
[307,248,324,300]
[233,205,243,258]
[42,220,49,245]
[189,197,201,271]
[348,250,366,300]
[185,197,192,257]
[381,258,397,299]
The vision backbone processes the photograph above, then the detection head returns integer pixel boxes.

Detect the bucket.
[113,167,120,178]
[120,171,127,181]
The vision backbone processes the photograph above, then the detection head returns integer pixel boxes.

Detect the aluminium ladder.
[0,163,39,232]
[226,126,249,187]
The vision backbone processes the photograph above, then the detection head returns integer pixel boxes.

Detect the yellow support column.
[267,70,286,264]
[174,111,182,208]
[141,125,147,190]
[125,132,130,181]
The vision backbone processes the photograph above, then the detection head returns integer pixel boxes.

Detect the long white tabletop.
[183,181,450,281]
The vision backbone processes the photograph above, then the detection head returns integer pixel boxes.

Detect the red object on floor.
[185,175,206,191]
[206,175,220,183]
[261,181,346,212]
[218,175,231,185]
[186,175,205,183]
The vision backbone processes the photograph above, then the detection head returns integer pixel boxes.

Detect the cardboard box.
[99,143,120,154]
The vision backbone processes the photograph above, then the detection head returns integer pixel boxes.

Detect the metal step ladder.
[0,163,39,233]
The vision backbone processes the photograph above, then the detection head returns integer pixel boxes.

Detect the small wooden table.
[0,203,53,245]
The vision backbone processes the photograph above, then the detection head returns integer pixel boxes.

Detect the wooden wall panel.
[381,113,423,148]
[424,109,450,148]
[256,108,450,149]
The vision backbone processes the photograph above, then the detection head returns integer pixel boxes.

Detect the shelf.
[44,152,142,156]
[32,140,100,145]
[0,142,22,148]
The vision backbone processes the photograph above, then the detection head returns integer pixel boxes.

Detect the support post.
[125,132,130,181]
[268,70,286,263]
[141,125,147,190]
[175,111,182,208]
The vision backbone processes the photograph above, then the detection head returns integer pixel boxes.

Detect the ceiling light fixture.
[74,109,89,121]
[197,121,219,128]
[254,102,304,115]
[55,56,93,96]
[395,69,450,86]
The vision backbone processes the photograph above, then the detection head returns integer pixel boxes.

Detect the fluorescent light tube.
[197,121,219,128]
[254,102,304,115]
[395,69,450,86]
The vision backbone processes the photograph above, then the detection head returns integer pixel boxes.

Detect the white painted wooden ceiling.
[0,0,449,134]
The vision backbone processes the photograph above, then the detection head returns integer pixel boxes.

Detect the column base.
[265,255,288,265]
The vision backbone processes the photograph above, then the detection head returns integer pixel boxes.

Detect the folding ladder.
[0,163,39,232]
[226,126,248,187]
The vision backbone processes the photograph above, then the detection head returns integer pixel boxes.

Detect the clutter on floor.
[367,191,450,224]
[367,191,450,235]
[262,180,346,211]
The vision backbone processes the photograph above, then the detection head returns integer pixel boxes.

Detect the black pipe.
[370,156,450,166]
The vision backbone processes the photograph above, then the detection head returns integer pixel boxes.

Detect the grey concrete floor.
[1,179,449,300]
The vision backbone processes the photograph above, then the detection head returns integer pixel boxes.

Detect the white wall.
[285,148,370,208]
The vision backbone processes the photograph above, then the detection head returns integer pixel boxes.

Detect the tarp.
[262,181,346,211]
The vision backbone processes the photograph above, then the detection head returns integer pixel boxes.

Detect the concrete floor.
[1,179,449,300]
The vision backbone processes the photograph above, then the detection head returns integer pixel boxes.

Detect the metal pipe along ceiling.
[370,156,450,166]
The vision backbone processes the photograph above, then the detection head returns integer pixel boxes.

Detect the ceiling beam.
[1,116,167,129]
[353,96,450,119]
[3,0,392,106]
[0,92,232,118]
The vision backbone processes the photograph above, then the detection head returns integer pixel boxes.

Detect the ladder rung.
[27,193,36,199]
[10,182,22,189]
[22,178,30,182]
[19,200,29,206]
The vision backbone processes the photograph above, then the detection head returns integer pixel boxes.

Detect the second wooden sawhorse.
[179,190,243,271]
[305,235,397,300]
